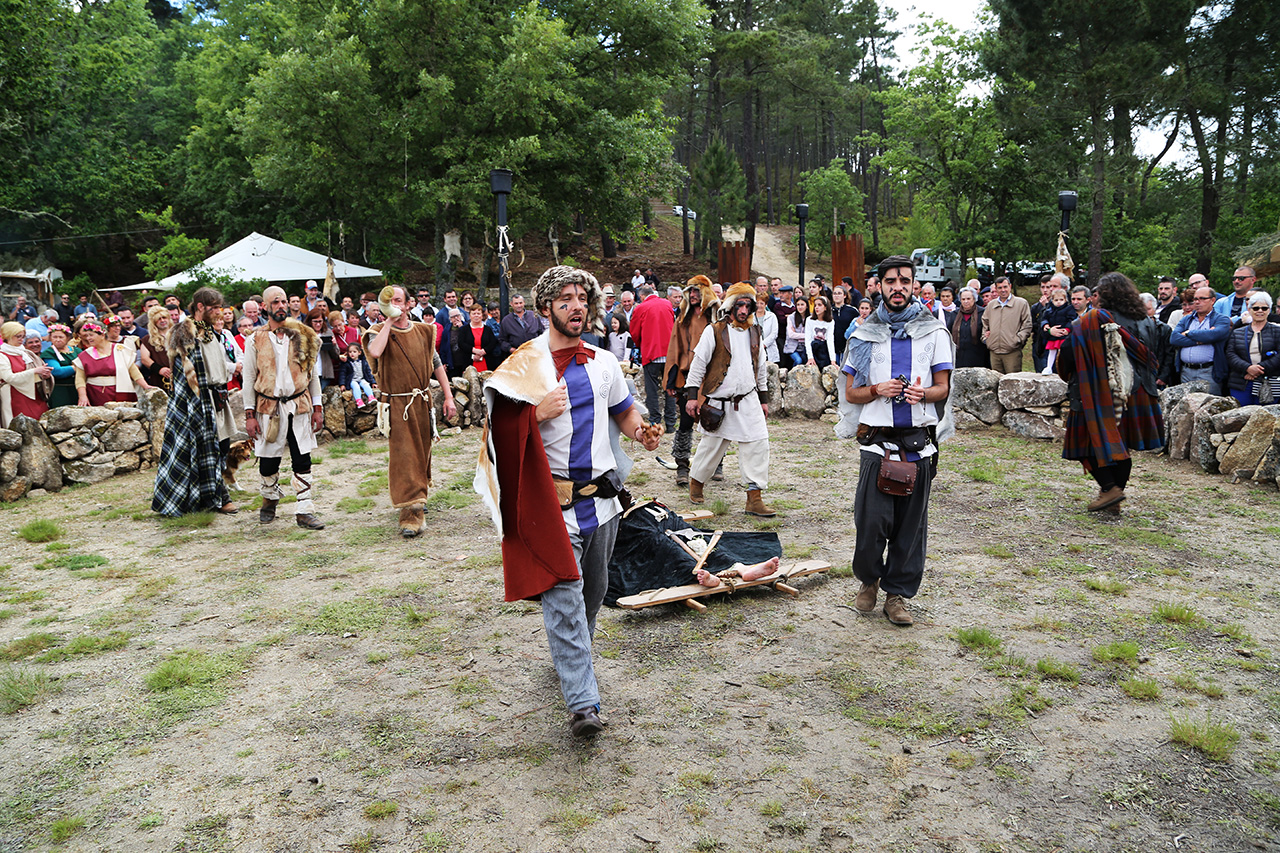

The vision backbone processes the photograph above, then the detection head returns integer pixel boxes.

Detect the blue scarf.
[842,299,944,382]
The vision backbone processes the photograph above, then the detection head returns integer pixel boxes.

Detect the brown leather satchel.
[876,454,917,497]
[698,400,725,432]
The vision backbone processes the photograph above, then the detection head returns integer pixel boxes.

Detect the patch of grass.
[1084,576,1129,595]
[1170,713,1239,762]
[709,498,729,516]
[364,800,399,820]
[0,667,55,713]
[38,553,109,573]
[425,474,477,510]
[138,813,163,830]
[962,458,1002,483]
[35,631,130,663]
[145,648,253,721]
[298,597,389,635]
[326,439,370,458]
[130,575,177,599]
[1036,658,1081,684]
[1154,601,1206,628]
[629,471,650,486]
[1120,676,1160,701]
[955,627,1003,655]
[1,633,59,661]
[49,815,85,842]
[678,769,715,790]
[982,544,1014,559]
[295,550,352,571]
[44,542,71,552]
[546,805,596,834]
[5,590,46,605]
[160,512,217,529]
[771,498,805,510]
[358,470,390,497]
[1172,673,1225,699]
[0,608,15,621]
[1092,641,1139,668]
[945,750,976,770]
[18,520,63,543]
[337,497,376,513]
[758,800,784,818]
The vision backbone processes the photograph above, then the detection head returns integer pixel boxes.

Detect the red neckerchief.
[551,342,595,378]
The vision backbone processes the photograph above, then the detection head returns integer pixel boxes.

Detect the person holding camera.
[837,255,953,627]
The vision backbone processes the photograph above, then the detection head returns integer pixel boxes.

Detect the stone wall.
[6,363,1278,501]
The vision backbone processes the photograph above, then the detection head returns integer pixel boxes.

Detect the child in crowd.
[339,342,377,406]
[1040,287,1078,373]
[606,313,633,366]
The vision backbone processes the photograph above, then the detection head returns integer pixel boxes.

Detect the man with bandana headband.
[242,285,326,530]
[837,255,954,627]
[683,282,775,517]
[475,265,660,738]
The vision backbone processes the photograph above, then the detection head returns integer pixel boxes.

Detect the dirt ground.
[2,414,1280,853]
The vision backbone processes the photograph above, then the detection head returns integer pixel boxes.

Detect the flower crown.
[47,324,73,336]
[79,321,106,335]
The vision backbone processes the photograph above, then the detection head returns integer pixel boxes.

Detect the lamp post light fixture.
[491,169,514,314]
[1057,190,1077,235]
[795,204,809,291]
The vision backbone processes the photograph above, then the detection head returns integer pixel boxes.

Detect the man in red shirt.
[629,283,678,438]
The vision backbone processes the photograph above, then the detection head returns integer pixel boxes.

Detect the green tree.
[136,207,209,282]
[799,158,867,260]
[689,135,748,260]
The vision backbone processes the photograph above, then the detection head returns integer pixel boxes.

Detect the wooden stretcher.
[615,558,831,612]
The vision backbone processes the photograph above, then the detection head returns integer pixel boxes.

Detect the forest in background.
[1,0,1278,295]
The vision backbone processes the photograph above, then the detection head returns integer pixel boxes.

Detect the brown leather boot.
[689,478,705,504]
[259,499,278,524]
[745,489,776,517]
[884,595,914,626]
[1087,487,1125,512]
[399,505,425,538]
[854,580,879,613]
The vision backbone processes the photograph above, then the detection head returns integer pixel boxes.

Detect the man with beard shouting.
[475,266,660,738]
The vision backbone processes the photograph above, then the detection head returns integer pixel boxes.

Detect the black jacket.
[1225,323,1280,391]
[450,323,499,374]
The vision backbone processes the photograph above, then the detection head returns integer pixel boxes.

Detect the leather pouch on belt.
[876,457,917,497]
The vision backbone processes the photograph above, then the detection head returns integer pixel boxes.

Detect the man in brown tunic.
[365,285,458,537]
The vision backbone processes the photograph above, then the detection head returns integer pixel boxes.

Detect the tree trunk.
[601,231,617,258]
[681,182,691,255]
[641,202,651,242]
[1088,102,1106,288]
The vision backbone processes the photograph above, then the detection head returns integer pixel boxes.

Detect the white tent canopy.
[119,232,382,291]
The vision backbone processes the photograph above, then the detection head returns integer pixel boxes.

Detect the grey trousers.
[541,514,619,712]
[852,451,934,598]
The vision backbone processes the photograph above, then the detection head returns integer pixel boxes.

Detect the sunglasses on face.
[1251,305,1269,311]
[1233,276,1254,281]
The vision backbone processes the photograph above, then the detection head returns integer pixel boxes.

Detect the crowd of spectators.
[3,263,1276,431]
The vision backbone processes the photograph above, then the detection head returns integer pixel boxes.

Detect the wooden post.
[717,241,751,284]
[830,234,865,290]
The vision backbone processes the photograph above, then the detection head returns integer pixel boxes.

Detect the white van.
[910,248,960,285]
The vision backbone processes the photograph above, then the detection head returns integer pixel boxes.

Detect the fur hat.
[718,282,757,324]
[533,266,605,335]
[679,275,720,323]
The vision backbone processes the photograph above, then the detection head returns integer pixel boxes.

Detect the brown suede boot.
[259,499,278,525]
[854,580,879,613]
[399,505,425,538]
[689,478,705,504]
[1087,487,1125,512]
[745,489,776,517]
[883,595,914,626]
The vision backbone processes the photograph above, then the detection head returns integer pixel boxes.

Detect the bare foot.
[694,569,722,588]
[737,557,779,581]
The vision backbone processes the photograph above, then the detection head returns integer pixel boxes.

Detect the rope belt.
[378,387,431,420]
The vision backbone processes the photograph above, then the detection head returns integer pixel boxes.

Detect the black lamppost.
[795,204,809,290]
[491,169,514,314]
[766,186,773,226]
[1058,190,1077,234]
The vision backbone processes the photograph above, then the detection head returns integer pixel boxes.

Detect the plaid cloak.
[151,340,230,516]
[1059,308,1163,471]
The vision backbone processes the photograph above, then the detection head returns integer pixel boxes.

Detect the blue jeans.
[1180,365,1220,396]
[540,515,619,712]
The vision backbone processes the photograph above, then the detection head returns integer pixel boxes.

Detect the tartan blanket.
[151,341,230,516]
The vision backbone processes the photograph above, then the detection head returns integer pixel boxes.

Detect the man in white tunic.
[242,286,325,530]
[683,282,775,517]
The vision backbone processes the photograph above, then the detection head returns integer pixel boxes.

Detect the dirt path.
[2,420,1279,852]
[722,225,801,282]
